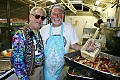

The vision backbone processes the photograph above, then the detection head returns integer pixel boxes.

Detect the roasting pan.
[67,67,95,80]
[64,51,120,80]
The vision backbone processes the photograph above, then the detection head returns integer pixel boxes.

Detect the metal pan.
[0,59,11,71]
[67,67,95,80]
[64,51,120,80]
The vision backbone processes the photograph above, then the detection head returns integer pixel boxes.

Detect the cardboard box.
[81,38,101,62]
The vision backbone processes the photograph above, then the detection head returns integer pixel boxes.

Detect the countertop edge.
[0,68,14,79]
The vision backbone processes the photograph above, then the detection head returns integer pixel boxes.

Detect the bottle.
[111,19,115,27]
[107,19,111,28]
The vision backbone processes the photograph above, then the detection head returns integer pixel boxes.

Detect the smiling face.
[51,8,64,27]
[29,9,45,30]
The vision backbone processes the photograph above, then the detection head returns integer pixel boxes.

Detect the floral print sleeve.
[11,30,29,80]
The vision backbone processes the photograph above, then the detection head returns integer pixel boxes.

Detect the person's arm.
[68,23,82,51]
[11,30,29,80]
[71,43,82,51]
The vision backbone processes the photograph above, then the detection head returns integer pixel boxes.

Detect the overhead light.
[36,0,43,2]
[92,6,97,11]
[95,0,101,6]
[96,7,102,12]
[70,0,82,3]
[50,0,56,3]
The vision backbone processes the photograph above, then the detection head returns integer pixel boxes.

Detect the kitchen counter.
[0,68,14,80]
[0,55,16,80]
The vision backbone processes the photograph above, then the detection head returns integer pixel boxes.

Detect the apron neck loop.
[50,23,64,36]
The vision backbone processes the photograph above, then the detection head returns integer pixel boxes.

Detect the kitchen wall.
[65,16,98,43]
[65,5,117,43]
[102,5,116,24]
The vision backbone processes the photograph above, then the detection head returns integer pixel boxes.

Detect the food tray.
[67,67,95,80]
[64,51,120,80]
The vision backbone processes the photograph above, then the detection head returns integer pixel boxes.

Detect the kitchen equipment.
[0,49,13,57]
[0,58,11,71]
[67,67,95,80]
[114,30,120,38]
[0,71,6,76]
[100,27,120,57]
[64,51,120,80]
[98,34,106,48]
[81,28,97,45]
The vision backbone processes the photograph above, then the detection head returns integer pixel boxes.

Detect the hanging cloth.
[44,23,66,80]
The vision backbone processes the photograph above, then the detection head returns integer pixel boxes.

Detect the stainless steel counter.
[0,68,14,80]
[0,56,15,80]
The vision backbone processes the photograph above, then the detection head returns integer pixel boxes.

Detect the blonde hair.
[30,6,47,17]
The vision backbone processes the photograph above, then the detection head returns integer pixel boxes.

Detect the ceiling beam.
[61,0,77,14]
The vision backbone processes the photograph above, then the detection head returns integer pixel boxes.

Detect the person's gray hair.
[30,6,47,17]
[50,4,65,14]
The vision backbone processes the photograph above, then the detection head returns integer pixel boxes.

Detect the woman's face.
[30,9,45,30]
[51,8,64,27]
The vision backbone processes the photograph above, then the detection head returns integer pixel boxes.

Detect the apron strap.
[50,23,64,36]
[49,23,65,51]
[61,23,64,36]
[60,23,64,48]
[50,24,52,36]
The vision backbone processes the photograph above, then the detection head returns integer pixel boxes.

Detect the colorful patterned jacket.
[11,26,44,80]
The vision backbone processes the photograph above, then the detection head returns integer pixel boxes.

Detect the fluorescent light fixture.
[92,6,97,11]
[70,0,82,3]
[95,0,101,6]
[96,7,102,12]
[36,0,43,2]
[50,0,56,3]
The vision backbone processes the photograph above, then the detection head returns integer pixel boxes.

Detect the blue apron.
[44,23,66,80]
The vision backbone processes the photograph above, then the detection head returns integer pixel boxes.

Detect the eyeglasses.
[32,14,46,21]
